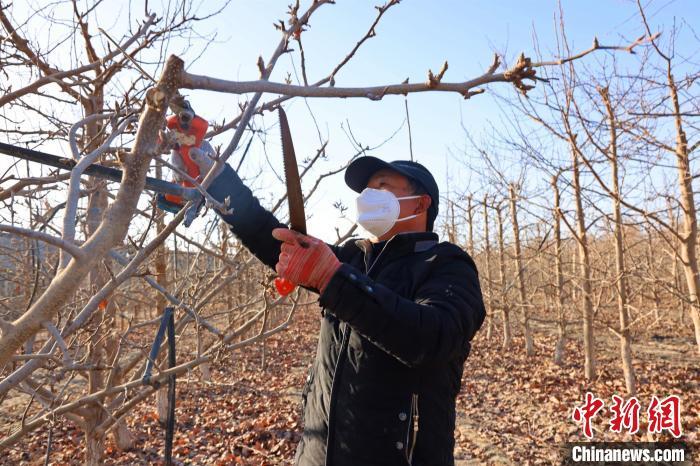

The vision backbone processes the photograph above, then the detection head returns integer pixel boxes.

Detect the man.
[180,146,485,465]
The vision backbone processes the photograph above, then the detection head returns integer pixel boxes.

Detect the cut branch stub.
[427,61,449,88]
[503,53,536,95]
[462,89,485,100]
[0,54,184,368]
[487,53,501,75]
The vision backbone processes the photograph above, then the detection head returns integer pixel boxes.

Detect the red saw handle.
[274,237,309,296]
[274,277,296,296]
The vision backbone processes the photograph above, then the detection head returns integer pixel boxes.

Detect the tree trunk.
[551,175,567,366]
[482,196,494,341]
[82,89,133,461]
[220,225,235,326]
[667,201,685,324]
[509,184,534,355]
[601,87,636,395]
[496,203,511,348]
[448,200,456,244]
[467,195,475,258]
[645,230,661,322]
[85,427,105,466]
[199,331,212,381]
[666,67,700,354]
[571,139,596,380]
[84,178,110,464]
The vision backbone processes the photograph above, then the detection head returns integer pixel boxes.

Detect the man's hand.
[170,140,223,182]
[271,228,341,293]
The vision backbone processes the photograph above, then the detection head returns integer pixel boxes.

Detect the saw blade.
[278,108,307,235]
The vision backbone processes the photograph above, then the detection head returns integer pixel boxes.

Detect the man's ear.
[415,194,431,214]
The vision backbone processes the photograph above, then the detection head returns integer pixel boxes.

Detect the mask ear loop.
[394,213,419,223]
[394,193,428,222]
[395,194,423,201]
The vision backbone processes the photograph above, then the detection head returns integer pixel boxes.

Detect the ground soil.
[1,305,698,465]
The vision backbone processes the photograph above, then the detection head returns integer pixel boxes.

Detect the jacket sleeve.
[318,252,485,367]
[207,164,286,270]
[207,164,342,277]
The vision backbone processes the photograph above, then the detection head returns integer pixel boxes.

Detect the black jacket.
[209,165,486,466]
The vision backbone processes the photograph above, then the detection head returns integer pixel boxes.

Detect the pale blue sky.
[188,0,698,241]
[2,0,698,243]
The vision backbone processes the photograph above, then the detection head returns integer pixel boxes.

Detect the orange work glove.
[271,228,341,293]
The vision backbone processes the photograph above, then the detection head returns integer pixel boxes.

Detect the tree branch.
[0,14,156,107]
[0,225,85,260]
[0,54,183,369]
[181,61,527,100]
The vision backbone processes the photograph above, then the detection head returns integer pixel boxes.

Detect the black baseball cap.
[345,156,439,230]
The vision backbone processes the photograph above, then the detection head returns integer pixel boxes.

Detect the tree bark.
[666,67,700,354]
[467,195,475,258]
[0,55,185,367]
[496,203,511,348]
[571,139,596,380]
[509,184,534,355]
[600,87,636,395]
[551,175,567,366]
[482,196,495,341]
[447,200,456,243]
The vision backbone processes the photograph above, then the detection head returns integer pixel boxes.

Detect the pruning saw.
[274,107,307,297]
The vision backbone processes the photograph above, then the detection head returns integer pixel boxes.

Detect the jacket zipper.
[325,239,394,465]
[366,237,393,277]
[324,324,350,466]
[405,393,419,464]
[365,239,421,464]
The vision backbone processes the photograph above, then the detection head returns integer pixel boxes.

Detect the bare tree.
[509,183,534,355]
[551,173,567,366]
[599,86,637,395]
[635,1,700,354]
[482,194,496,341]
[1,1,600,462]
[495,200,513,349]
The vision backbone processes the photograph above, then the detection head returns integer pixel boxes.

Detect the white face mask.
[355,188,422,239]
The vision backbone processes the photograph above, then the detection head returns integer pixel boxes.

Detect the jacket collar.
[355,231,439,270]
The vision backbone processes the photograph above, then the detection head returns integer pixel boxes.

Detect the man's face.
[366,168,413,196]
[365,168,430,221]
